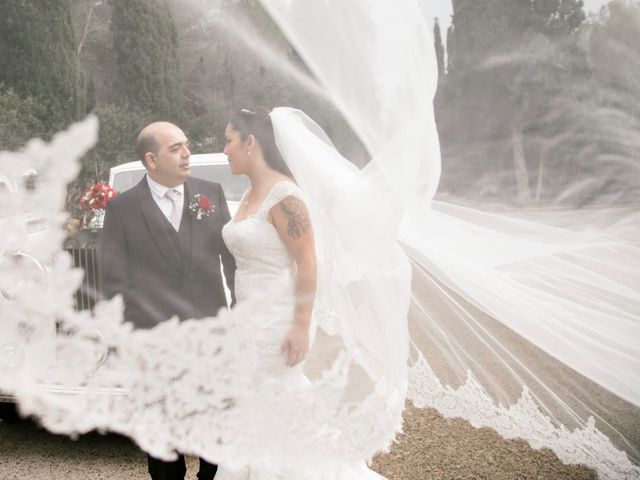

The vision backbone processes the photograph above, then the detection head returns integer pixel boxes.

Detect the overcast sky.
[422,0,611,33]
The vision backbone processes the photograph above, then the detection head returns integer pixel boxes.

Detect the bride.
[222,107,316,384]
[217,106,397,479]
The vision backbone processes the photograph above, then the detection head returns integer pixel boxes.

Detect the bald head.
[136,122,191,188]
[137,122,180,167]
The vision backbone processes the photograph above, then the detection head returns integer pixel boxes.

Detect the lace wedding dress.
[222,181,309,395]
[218,180,386,480]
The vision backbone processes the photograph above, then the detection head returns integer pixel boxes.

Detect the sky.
[422,0,611,33]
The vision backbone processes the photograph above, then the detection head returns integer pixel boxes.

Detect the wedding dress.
[222,181,309,394]
[217,180,388,480]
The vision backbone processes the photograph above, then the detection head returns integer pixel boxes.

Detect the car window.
[111,170,146,193]
[111,164,248,202]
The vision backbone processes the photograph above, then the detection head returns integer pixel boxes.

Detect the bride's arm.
[270,195,317,367]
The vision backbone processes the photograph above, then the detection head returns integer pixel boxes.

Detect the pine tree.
[0,0,85,135]
[111,0,184,120]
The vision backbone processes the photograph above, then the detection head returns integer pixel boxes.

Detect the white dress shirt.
[146,175,184,227]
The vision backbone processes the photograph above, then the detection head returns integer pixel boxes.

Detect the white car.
[109,153,247,216]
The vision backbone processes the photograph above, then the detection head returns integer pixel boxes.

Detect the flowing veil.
[261,0,640,477]
[1,0,639,479]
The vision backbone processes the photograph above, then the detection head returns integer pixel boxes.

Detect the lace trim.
[407,354,640,480]
[258,181,303,218]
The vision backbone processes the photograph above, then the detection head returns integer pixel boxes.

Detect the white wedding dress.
[222,181,309,395]
[219,180,386,480]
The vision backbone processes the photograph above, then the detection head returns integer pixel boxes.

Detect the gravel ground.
[0,418,147,480]
[0,404,597,480]
[371,402,597,480]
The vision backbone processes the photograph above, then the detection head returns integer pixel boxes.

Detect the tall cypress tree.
[446,24,455,75]
[434,18,445,82]
[0,0,85,135]
[111,0,183,120]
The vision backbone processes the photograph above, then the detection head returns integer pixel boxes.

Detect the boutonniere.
[189,194,215,220]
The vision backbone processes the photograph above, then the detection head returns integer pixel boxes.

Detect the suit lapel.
[137,178,184,272]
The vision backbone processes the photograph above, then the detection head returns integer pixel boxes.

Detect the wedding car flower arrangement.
[80,183,118,228]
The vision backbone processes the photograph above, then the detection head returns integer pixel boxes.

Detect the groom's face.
[148,125,191,187]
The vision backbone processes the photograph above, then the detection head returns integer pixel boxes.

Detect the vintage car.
[0,172,59,419]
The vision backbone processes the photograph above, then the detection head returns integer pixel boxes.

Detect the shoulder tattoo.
[278,196,311,239]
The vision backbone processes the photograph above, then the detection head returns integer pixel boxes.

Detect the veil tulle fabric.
[260,0,639,473]
[262,1,640,477]
[0,0,639,479]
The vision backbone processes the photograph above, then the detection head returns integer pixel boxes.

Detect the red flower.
[189,194,215,220]
[198,195,213,211]
[80,183,118,212]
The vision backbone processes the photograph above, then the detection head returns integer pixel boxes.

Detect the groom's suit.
[100,175,236,329]
[99,175,236,480]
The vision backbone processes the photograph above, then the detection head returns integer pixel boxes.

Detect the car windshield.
[111,164,248,202]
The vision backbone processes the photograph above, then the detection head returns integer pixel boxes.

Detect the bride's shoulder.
[263,179,304,211]
[270,178,303,199]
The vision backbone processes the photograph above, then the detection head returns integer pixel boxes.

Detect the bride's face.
[224,124,250,175]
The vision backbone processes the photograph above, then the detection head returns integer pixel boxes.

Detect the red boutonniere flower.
[189,194,215,220]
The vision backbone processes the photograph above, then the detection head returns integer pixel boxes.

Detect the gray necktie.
[165,189,182,231]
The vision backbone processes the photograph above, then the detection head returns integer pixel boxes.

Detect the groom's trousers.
[148,454,217,480]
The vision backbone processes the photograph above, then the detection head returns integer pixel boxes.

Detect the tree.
[66,103,151,220]
[0,87,48,150]
[111,0,184,120]
[583,0,640,203]
[438,0,587,203]
[0,0,85,135]
[71,0,116,106]
[434,18,445,82]
[171,0,368,164]
[446,24,455,75]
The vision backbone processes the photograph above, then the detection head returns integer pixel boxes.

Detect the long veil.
[1,0,639,479]
[260,0,640,477]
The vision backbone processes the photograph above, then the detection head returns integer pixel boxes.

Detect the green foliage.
[582,0,640,201]
[0,87,48,150]
[434,19,445,81]
[111,0,184,120]
[589,1,640,96]
[66,103,152,220]
[174,0,367,163]
[438,0,589,202]
[446,25,455,74]
[0,0,85,134]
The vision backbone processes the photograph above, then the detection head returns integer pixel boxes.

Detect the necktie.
[165,189,182,231]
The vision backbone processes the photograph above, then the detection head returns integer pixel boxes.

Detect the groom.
[100,121,236,480]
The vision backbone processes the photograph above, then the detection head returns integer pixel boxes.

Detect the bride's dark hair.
[229,107,293,178]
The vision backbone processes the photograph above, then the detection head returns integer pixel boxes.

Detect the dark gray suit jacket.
[99,176,236,329]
